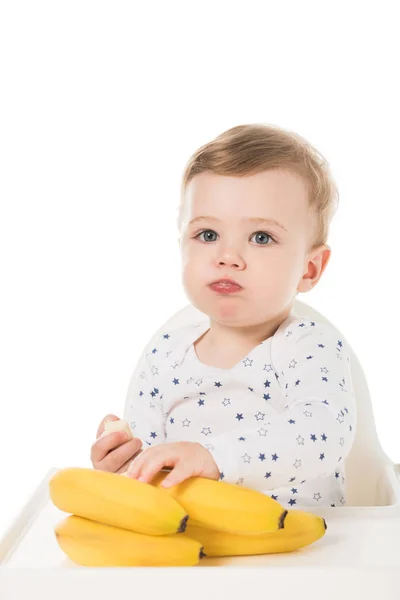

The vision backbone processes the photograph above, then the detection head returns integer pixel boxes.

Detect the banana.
[182,509,327,557]
[49,467,189,536]
[55,515,204,567]
[101,418,133,439]
[150,471,287,535]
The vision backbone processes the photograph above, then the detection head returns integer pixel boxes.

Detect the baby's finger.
[90,430,131,466]
[160,462,191,488]
[116,449,144,475]
[125,447,153,479]
[129,449,177,484]
[96,437,143,473]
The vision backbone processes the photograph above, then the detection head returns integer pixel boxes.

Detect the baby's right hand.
[90,414,143,474]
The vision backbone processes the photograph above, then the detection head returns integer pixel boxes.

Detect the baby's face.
[179,168,318,327]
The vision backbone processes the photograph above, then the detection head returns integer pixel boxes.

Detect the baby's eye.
[194,229,275,245]
[196,229,218,242]
[251,231,274,245]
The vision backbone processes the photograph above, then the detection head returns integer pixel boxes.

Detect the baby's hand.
[90,414,143,474]
[125,441,220,487]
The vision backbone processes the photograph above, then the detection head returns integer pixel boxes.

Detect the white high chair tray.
[1,467,400,600]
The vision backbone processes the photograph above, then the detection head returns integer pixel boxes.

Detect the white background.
[1,1,399,540]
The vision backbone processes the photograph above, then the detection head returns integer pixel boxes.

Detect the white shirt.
[123,312,357,509]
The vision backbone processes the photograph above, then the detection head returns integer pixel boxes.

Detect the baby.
[90,123,356,509]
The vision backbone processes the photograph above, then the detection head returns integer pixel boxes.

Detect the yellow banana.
[49,467,188,536]
[150,471,287,534]
[182,509,327,556]
[55,515,204,567]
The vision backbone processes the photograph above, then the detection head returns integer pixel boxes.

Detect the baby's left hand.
[126,441,220,487]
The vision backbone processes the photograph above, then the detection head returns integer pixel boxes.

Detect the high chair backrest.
[144,299,391,506]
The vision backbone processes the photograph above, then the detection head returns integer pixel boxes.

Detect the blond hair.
[178,123,339,250]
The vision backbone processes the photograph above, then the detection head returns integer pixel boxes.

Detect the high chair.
[1,300,400,599]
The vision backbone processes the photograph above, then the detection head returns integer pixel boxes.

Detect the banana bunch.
[49,467,327,567]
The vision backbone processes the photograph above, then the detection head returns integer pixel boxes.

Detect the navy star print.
[123,315,356,509]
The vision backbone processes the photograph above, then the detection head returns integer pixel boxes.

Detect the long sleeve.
[123,347,166,448]
[200,319,357,490]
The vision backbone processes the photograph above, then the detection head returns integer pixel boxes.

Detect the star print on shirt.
[288,498,297,506]
[163,334,170,339]
[126,314,356,508]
